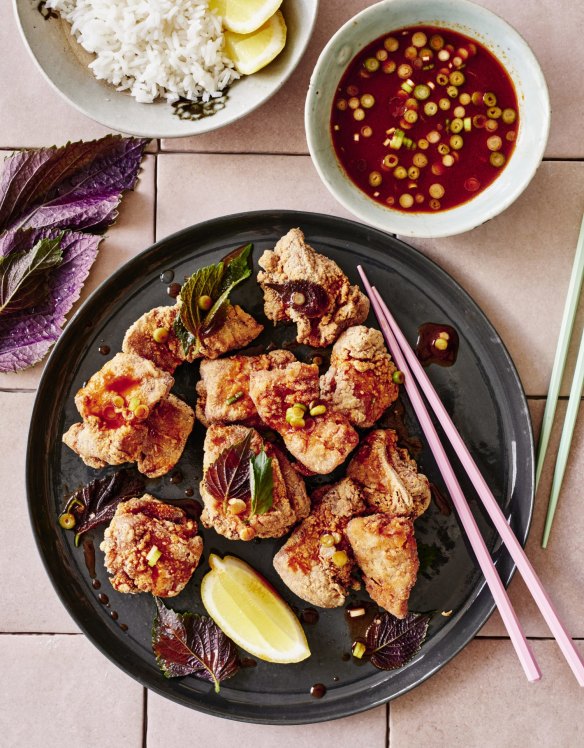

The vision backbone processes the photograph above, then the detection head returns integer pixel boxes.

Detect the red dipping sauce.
[330,26,519,212]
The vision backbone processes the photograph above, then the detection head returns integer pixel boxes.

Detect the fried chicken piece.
[100,495,203,597]
[74,352,174,424]
[345,514,419,619]
[63,394,195,478]
[347,429,431,518]
[200,425,310,541]
[196,350,296,427]
[249,361,359,474]
[273,479,366,608]
[198,304,263,359]
[257,228,370,347]
[320,326,399,428]
[133,394,195,478]
[63,419,146,470]
[122,306,186,372]
[123,304,263,372]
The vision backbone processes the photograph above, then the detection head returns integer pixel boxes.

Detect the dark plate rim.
[26,209,534,724]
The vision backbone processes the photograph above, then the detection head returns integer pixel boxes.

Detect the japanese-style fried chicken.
[122,306,186,372]
[257,228,370,347]
[63,394,195,478]
[249,361,359,474]
[74,352,173,424]
[63,419,144,470]
[100,495,203,597]
[320,326,399,428]
[132,394,195,478]
[198,303,263,359]
[196,350,296,427]
[345,514,419,619]
[273,479,366,608]
[347,429,431,518]
[200,425,310,541]
[122,303,263,372]
[63,350,195,478]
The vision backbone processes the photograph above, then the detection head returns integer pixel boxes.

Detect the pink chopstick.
[357,266,540,682]
[359,266,584,686]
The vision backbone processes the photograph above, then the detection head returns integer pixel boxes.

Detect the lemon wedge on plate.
[210,0,283,35]
[223,11,287,76]
[201,554,310,663]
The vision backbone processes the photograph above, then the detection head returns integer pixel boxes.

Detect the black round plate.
[27,211,533,724]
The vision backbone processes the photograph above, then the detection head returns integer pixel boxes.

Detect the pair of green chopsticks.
[536,213,584,548]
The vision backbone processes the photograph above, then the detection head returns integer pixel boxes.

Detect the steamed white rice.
[46,0,240,103]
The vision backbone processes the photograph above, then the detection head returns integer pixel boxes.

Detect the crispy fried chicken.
[320,326,399,428]
[63,353,194,477]
[257,228,369,347]
[74,352,173,424]
[100,495,203,597]
[248,361,359,474]
[196,350,296,427]
[347,429,431,518]
[122,304,263,372]
[345,514,419,619]
[200,425,310,541]
[273,478,366,608]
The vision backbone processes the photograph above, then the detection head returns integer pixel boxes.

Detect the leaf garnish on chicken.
[250,449,274,516]
[204,430,274,516]
[152,598,239,692]
[204,430,253,507]
[174,243,253,355]
[365,611,430,670]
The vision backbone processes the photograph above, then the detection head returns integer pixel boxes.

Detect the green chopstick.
[537,212,584,546]
[542,327,584,547]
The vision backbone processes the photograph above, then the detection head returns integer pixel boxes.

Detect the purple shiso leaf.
[0,135,149,234]
[0,228,101,372]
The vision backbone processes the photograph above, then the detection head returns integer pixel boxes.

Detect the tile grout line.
[153,152,158,244]
[0,631,83,636]
[142,687,148,748]
[146,150,584,162]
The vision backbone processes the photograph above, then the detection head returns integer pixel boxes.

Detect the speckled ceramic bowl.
[305,0,550,238]
[15,0,317,138]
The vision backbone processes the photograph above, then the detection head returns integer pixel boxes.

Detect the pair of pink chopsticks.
[357,266,584,685]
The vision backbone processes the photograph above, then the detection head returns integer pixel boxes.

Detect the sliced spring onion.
[146,545,162,567]
[413,83,431,100]
[363,57,380,72]
[483,91,497,107]
[450,117,463,133]
[450,134,464,150]
[429,34,444,50]
[486,135,502,151]
[502,108,517,124]
[449,71,465,86]
[489,152,506,167]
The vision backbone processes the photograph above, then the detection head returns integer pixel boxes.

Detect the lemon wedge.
[210,0,283,35]
[201,554,311,663]
[223,11,287,76]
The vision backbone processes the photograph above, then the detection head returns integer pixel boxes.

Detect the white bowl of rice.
[15,0,318,138]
